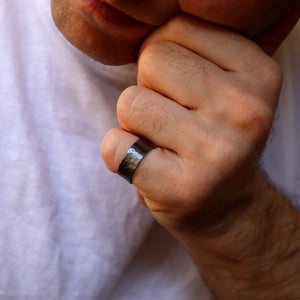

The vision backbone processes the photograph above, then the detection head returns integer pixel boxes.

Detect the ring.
[118,139,155,183]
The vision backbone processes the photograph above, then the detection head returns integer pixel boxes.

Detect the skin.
[51,1,300,298]
[51,0,299,64]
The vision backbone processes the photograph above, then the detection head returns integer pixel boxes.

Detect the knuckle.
[101,128,123,172]
[138,41,174,85]
[248,106,273,143]
[257,109,274,142]
[233,97,274,143]
[256,57,283,95]
[118,85,142,110]
[117,86,166,135]
[117,85,144,123]
[139,40,202,87]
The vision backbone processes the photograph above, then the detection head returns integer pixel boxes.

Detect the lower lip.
[78,0,153,33]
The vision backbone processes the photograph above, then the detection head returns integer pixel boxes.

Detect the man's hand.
[102,14,281,231]
[102,14,300,298]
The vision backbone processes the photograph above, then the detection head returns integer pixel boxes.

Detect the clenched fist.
[101,14,282,232]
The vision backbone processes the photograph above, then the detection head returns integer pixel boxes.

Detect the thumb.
[253,3,300,56]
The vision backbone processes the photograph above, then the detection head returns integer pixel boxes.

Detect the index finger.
[140,14,274,75]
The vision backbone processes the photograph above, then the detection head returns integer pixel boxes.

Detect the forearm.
[171,174,300,299]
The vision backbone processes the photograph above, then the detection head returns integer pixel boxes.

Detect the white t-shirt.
[0,1,298,299]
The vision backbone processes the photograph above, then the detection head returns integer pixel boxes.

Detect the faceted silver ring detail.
[117,139,155,183]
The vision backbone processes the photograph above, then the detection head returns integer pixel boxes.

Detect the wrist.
[170,171,283,248]
[169,172,300,299]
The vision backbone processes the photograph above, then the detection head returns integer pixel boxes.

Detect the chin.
[65,31,141,65]
[51,0,142,65]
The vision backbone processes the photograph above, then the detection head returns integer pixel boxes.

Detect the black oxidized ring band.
[117,139,155,183]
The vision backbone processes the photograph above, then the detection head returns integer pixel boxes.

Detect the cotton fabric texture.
[0,1,299,299]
